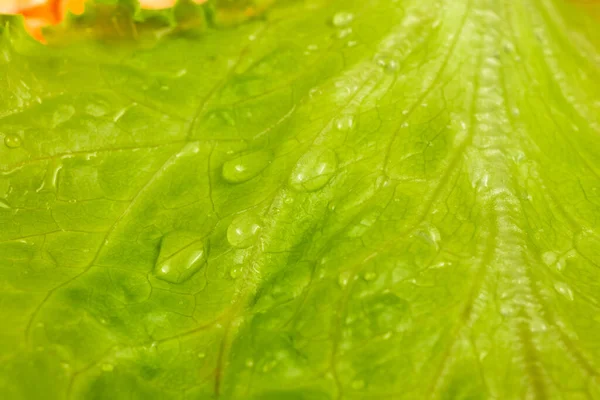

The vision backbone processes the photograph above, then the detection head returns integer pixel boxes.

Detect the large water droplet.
[154,231,206,284]
[222,150,272,183]
[4,134,21,149]
[331,11,354,27]
[290,148,337,192]
[227,213,262,249]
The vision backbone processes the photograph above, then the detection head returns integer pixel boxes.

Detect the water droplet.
[554,282,574,301]
[542,251,557,266]
[414,224,441,250]
[363,272,377,281]
[101,364,114,372]
[375,175,390,188]
[512,150,526,164]
[363,292,408,334]
[375,55,399,72]
[289,148,338,192]
[222,150,272,184]
[245,358,254,368]
[154,231,206,284]
[4,134,21,149]
[336,27,353,39]
[338,271,351,287]
[262,360,277,372]
[0,199,10,209]
[351,379,365,390]
[331,11,354,27]
[499,304,516,316]
[229,267,242,279]
[227,213,262,249]
[347,40,358,48]
[335,115,355,131]
[309,87,322,99]
[530,319,547,333]
[85,100,109,117]
[197,352,206,359]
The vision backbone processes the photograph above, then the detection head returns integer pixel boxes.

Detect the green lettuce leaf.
[1,0,600,398]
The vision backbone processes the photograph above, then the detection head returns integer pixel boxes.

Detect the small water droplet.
[290,148,338,192]
[229,267,242,279]
[363,272,377,281]
[228,213,262,249]
[336,27,353,39]
[512,150,526,164]
[554,282,573,301]
[245,358,254,368]
[375,175,390,188]
[338,271,351,287]
[555,258,566,272]
[530,319,547,333]
[335,115,355,131]
[197,352,206,359]
[262,360,277,372]
[154,231,206,284]
[351,379,365,390]
[4,134,21,149]
[499,304,516,316]
[347,40,358,48]
[414,224,441,250]
[85,101,109,117]
[222,150,272,184]
[331,11,354,27]
[101,364,114,372]
[309,87,322,99]
[542,251,558,266]
[375,55,399,72]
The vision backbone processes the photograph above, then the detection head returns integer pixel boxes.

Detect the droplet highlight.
[290,148,338,192]
[154,231,206,284]
[227,213,262,249]
[222,150,272,184]
[4,134,21,149]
